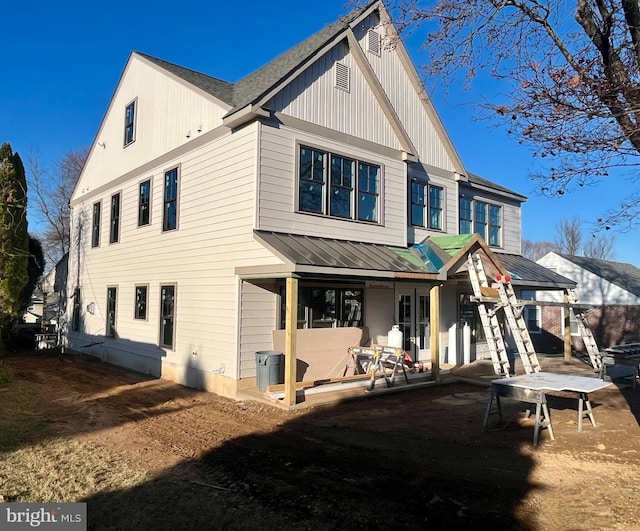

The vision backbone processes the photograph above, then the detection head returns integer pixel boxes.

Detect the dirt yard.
[2,350,640,530]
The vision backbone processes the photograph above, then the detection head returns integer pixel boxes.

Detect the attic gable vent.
[367,29,381,56]
[334,62,350,92]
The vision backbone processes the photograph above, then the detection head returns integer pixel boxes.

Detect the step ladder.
[467,253,511,377]
[566,288,602,372]
[495,276,541,374]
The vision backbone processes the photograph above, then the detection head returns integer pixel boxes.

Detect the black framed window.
[459,196,472,234]
[411,181,443,229]
[163,168,178,231]
[106,287,117,338]
[299,145,380,223]
[135,285,148,320]
[91,202,101,248]
[280,285,363,329]
[124,101,136,146]
[110,193,121,243]
[160,285,175,348]
[138,179,151,226]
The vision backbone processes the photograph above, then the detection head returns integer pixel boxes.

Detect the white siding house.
[66,0,569,400]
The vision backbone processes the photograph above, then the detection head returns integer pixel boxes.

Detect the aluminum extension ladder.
[566,288,602,372]
[467,253,511,377]
[495,276,541,374]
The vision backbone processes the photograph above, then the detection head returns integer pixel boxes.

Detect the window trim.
[410,179,444,230]
[459,194,503,247]
[124,98,137,147]
[106,286,118,338]
[159,284,177,349]
[138,178,152,227]
[91,201,101,248]
[109,192,121,244]
[297,144,382,224]
[134,284,149,321]
[162,166,180,232]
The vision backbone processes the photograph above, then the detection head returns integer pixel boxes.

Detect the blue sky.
[2,0,638,265]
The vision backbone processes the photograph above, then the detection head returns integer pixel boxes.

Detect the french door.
[397,288,430,361]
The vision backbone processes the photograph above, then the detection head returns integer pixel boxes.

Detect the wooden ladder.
[495,277,542,374]
[566,288,602,372]
[467,253,511,377]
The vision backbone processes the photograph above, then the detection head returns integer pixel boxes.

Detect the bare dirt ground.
[4,350,640,530]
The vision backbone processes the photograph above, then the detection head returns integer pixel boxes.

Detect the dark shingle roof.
[136,52,235,105]
[558,253,640,297]
[465,173,527,202]
[136,2,372,114]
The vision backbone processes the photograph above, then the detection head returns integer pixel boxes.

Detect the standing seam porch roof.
[253,231,576,289]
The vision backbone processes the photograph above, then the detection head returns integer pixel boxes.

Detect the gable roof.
[136,1,374,117]
[556,253,640,297]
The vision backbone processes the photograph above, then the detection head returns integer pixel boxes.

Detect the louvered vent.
[367,29,381,56]
[334,62,350,92]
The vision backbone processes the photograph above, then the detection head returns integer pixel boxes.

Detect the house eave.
[223,105,270,129]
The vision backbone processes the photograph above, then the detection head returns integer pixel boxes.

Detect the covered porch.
[237,231,576,407]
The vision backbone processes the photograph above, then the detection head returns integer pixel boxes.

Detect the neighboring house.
[23,295,44,324]
[41,253,69,328]
[66,0,574,399]
[535,252,640,352]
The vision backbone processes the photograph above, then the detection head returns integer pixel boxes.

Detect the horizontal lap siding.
[239,281,279,379]
[257,124,407,247]
[69,124,283,380]
[75,57,229,198]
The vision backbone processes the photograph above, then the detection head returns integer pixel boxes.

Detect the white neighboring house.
[536,252,640,350]
[66,0,573,399]
[23,296,44,325]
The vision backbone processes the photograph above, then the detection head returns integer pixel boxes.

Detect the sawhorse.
[483,382,555,446]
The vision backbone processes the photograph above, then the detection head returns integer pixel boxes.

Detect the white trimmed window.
[411,180,443,230]
[459,195,502,247]
[522,290,541,334]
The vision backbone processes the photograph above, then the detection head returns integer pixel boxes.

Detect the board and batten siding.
[266,40,401,152]
[68,123,284,383]
[352,13,456,172]
[257,122,407,247]
[238,280,280,379]
[75,55,230,200]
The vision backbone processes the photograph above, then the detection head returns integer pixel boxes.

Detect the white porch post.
[284,277,298,406]
[430,284,441,379]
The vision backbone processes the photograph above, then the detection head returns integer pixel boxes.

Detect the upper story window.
[124,100,136,146]
[110,192,121,244]
[411,180,443,230]
[459,195,502,247]
[138,179,151,226]
[299,146,380,223]
[163,167,178,231]
[91,201,101,248]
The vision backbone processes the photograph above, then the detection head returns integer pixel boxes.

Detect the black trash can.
[255,350,284,392]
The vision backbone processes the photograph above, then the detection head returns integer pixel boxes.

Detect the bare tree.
[28,148,88,267]
[554,217,583,255]
[583,232,616,259]
[382,0,640,230]
[521,238,556,261]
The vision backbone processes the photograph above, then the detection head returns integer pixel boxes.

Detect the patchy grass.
[0,364,147,509]
[0,439,147,503]
[0,362,13,385]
